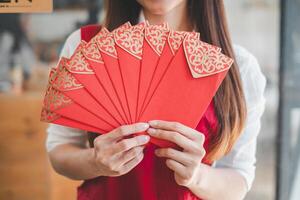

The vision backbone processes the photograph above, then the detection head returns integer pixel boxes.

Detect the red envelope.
[95,25,132,123]
[114,22,146,122]
[41,68,113,132]
[41,21,234,147]
[137,29,188,120]
[43,85,113,132]
[41,108,105,133]
[65,41,126,125]
[52,58,120,128]
[136,23,169,121]
[139,32,221,118]
[139,33,233,147]
[82,34,130,124]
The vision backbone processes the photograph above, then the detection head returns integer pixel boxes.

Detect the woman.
[46,0,266,199]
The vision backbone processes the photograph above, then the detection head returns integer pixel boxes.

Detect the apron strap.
[80,24,102,42]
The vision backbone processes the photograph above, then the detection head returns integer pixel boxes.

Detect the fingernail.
[137,123,149,130]
[149,120,158,126]
[138,135,150,143]
[147,128,156,135]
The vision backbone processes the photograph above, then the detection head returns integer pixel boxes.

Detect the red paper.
[43,85,113,131]
[82,34,130,124]
[41,67,113,132]
[139,33,233,147]
[114,22,146,122]
[136,23,169,120]
[41,22,234,147]
[95,25,132,123]
[138,29,189,119]
[41,108,105,133]
[52,58,120,128]
[65,41,126,125]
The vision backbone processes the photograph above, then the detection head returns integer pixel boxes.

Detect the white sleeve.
[45,29,89,152]
[213,45,267,191]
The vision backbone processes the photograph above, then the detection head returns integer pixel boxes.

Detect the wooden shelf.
[0,92,81,200]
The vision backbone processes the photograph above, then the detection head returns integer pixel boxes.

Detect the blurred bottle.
[11,64,23,95]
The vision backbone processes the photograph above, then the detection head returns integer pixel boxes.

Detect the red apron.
[77,25,218,200]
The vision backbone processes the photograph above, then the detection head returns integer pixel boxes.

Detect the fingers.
[119,150,144,174]
[149,120,202,141]
[155,148,196,166]
[147,128,197,151]
[112,134,150,153]
[165,159,187,178]
[105,123,150,141]
[97,134,149,173]
[92,123,150,177]
[114,146,145,168]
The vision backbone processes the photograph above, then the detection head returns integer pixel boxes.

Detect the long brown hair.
[103,0,247,162]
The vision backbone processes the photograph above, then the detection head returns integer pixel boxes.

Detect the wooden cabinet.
[0,93,81,200]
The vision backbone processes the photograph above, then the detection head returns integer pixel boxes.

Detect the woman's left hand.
[147,120,206,188]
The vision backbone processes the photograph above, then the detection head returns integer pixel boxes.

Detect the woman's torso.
[78,24,217,197]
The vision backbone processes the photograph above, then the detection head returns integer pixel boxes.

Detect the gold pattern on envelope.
[52,67,83,91]
[56,57,68,72]
[114,22,145,60]
[113,22,132,33]
[48,68,58,84]
[93,27,110,42]
[168,31,186,55]
[50,57,68,83]
[40,109,61,123]
[44,86,73,111]
[96,28,118,58]
[183,33,233,78]
[190,32,200,40]
[82,42,104,64]
[145,23,169,56]
[66,43,95,74]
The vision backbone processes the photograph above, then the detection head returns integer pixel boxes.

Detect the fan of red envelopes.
[40,21,233,147]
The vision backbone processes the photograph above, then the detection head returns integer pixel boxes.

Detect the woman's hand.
[147,120,248,200]
[147,120,206,188]
[91,122,150,177]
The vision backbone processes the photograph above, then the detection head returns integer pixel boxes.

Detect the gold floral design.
[52,67,83,91]
[40,108,60,122]
[82,42,104,64]
[183,33,233,78]
[66,43,95,74]
[190,32,200,40]
[92,27,110,42]
[51,57,69,81]
[57,57,67,66]
[43,86,73,111]
[114,22,145,60]
[145,23,169,56]
[168,30,186,55]
[95,28,118,58]
[40,59,77,122]
[48,68,58,84]
[114,22,132,32]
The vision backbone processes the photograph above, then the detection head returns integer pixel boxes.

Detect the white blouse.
[46,29,266,192]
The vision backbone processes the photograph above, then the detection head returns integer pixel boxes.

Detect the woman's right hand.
[90,122,150,177]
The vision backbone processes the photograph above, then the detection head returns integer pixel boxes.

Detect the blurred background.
[0,0,299,199]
